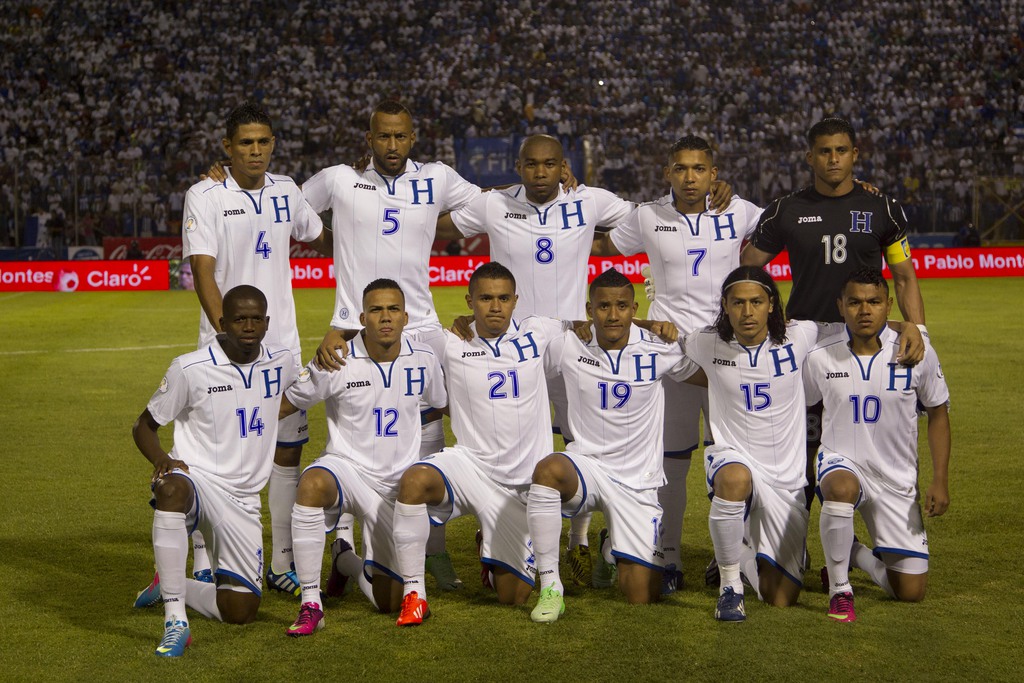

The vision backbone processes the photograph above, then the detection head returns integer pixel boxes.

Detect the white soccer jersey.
[147,341,298,497]
[440,316,570,485]
[450,184,633,318]
[302,160,480,332]
[558,326,698,490]
[804,325,949,492]
[182,172,323,353]
[685,320,840,490]
[284,334,447,493]
[609,193,762,332]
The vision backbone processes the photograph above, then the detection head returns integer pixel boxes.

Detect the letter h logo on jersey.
[272,196,291,224]
[511,332,540,362]
[404,367,426,396]
[410,178,434,205]
[633,353,657,382]
[849,211,873,234]
[887,363,912,391]
[262,367,282,398]
[769,343,798,377]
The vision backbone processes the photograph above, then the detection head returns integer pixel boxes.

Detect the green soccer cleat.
[530,586,566,624]
[591,529,618,588]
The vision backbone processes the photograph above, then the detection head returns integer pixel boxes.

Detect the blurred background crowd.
[1,0,1021,248]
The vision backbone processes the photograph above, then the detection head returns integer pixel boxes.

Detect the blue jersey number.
[374,407,399,437]
[488,370,521,399]
[382,208,401,235]
[255,231,272,259]
[598,381,632,409]
[686,248,706,277]
[740,383,772,411]
[535,238,554,264]
[236,407,265,438]
[848,395,881,424]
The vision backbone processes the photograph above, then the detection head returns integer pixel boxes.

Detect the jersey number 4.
[255,231,272,259]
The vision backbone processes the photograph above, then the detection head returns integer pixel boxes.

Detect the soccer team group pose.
[130,101,951,657]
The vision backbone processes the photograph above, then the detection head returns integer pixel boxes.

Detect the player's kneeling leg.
[885,556,928,603]
[216,583,261,624]
[616,560,661,605]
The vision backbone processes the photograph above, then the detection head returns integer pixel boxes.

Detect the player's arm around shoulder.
[315,329,358,371]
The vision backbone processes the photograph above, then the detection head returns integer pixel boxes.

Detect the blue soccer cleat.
[266,564,301,597]
[715,586,746,622]
[154,619,191,657]
[134,572,161,608]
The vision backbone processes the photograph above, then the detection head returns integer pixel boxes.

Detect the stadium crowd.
[1,0,1021,245]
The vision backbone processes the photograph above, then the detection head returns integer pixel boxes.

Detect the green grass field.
[1,279,1022,681]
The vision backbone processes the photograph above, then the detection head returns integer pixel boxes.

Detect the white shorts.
[562,453,664,569]
[416,446,536,585]
[705,449,809,586]
[663,379,711,456]
[303,454,400,582]
[548,375,573,442]
[173,469,265,594]
[816,452,929,572]
[278,351,308,446]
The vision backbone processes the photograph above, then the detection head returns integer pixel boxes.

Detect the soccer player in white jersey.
[306,100,481,589]
[178,102,331,596]
[527,269,700,622]
[685,266,922,621]
[439,134,733,587]
[280,279,447,636]
[594,134,762,593]
[131,286,298,657]
[804,268,950,622]
[391,262,573,625]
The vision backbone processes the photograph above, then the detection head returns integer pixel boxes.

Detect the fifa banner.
[0,260,170,291]
[2,248,1022,292]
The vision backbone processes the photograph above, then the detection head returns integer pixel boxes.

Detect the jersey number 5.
[382,208,401,235]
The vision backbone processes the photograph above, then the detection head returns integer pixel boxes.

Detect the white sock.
[291,503,326,607]
[393,501,429,600]
[425,523,447,556]
[851,540,895,597]
[600,530,615,564]
[190,529,211,575]
[269,464,300,573]
[527,484,565,594]
[658,457,690,568]
[568,513,591,549]
[335,513,355,548]
[709,497,746,593]
[185,578,222,620]
[153,510,189,624]
[820,501,855,596]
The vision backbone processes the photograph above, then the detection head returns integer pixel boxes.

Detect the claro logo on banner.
[0,260,170,292]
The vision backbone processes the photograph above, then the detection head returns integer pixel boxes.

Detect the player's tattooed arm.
[634,319,678,342]
[315,328,357,371]
[132,409,189,481]
[450,315,474,341]
[924,403,951,517]
[708,179,734,213]
[191,255,224,332]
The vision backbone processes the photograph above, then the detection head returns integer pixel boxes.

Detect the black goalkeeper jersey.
[750,185,908,323]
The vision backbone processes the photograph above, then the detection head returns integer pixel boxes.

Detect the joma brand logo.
[798,216,822,224]
[353,182,375,190]
[207,385,233,394]
[504,212,527,220]
[654,225,677,232]
[223,209,245,217]
[577,355,600,367]
[346,380,371,389]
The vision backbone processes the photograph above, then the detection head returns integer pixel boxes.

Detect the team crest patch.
[159,376,169,393]
[298,368,311,383]
[339,307,349,320]
[184,216,197,233]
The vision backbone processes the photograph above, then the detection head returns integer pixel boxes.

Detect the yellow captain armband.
[885,237,912,264]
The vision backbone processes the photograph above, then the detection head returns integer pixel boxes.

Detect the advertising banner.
[0,260,169,292]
